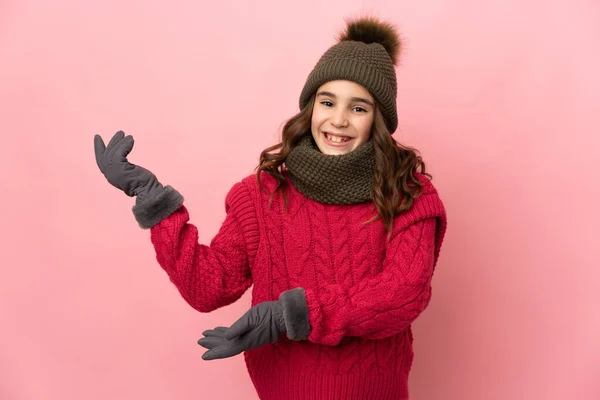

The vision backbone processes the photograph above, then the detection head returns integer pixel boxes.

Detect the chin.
[324,147,353,156]
[314,140,348,155]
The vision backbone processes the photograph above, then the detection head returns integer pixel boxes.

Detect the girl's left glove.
[197,288,311,360]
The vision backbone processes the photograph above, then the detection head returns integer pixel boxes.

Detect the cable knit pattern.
[305,217,437,345]
[147,172,447,400]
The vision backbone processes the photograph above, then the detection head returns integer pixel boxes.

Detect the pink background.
[1,0,599,399]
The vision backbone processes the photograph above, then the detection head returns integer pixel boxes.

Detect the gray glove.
[198,300,286,360]
[94,130,163,201]
[197,288,312,361]
[94,130,184,228]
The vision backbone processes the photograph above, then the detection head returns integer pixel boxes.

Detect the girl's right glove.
[94,130,183,228]
[94,130,163,200]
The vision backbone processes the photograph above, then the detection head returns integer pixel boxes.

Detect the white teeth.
[325,133,350,143]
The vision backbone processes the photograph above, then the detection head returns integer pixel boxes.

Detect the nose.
[331,108,349,128]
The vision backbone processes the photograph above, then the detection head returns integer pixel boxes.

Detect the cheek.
[311,110,325,131]
[310,108,317,125]
[358,118,373,140]
[310,114,317,130]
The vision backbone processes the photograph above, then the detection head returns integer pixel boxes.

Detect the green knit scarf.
[285,134,375,204]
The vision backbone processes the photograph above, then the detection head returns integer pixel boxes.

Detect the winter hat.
[299,16,402,133]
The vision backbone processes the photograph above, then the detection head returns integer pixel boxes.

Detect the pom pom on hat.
[337,16,401,66]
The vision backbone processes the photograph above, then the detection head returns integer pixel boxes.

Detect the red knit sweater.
[149,171,447,400]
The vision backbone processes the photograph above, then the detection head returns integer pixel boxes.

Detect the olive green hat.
[299,16,402,133]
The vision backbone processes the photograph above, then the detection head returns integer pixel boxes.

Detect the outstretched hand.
[93,130,159,197]
[197,300,286,361]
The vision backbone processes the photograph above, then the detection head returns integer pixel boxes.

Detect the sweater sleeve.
[147,181,258,313]
[304,217,439,346]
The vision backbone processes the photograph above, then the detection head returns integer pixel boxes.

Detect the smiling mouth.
[324,132,352,143]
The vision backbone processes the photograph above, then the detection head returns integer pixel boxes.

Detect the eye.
[353,106,367,113]
[320,101,334,107]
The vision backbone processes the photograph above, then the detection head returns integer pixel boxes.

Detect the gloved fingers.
[197,335,228,350]
[106,130,125,151]
[201,326,229,338]
[93,135,107,171]
[198,326,232,348]
[106,131,129,162]
[106,133,123,162]
[115,135,135,162]
[201,340,245,361]
[94,134,106,156]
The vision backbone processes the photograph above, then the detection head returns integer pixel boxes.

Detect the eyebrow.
[316,91,374,106]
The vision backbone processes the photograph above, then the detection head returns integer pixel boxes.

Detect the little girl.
[94,16,447,400]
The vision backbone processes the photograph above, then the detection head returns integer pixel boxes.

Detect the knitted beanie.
[299,16,402,133]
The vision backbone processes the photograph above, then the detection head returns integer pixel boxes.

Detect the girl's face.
[310,80,375,155]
